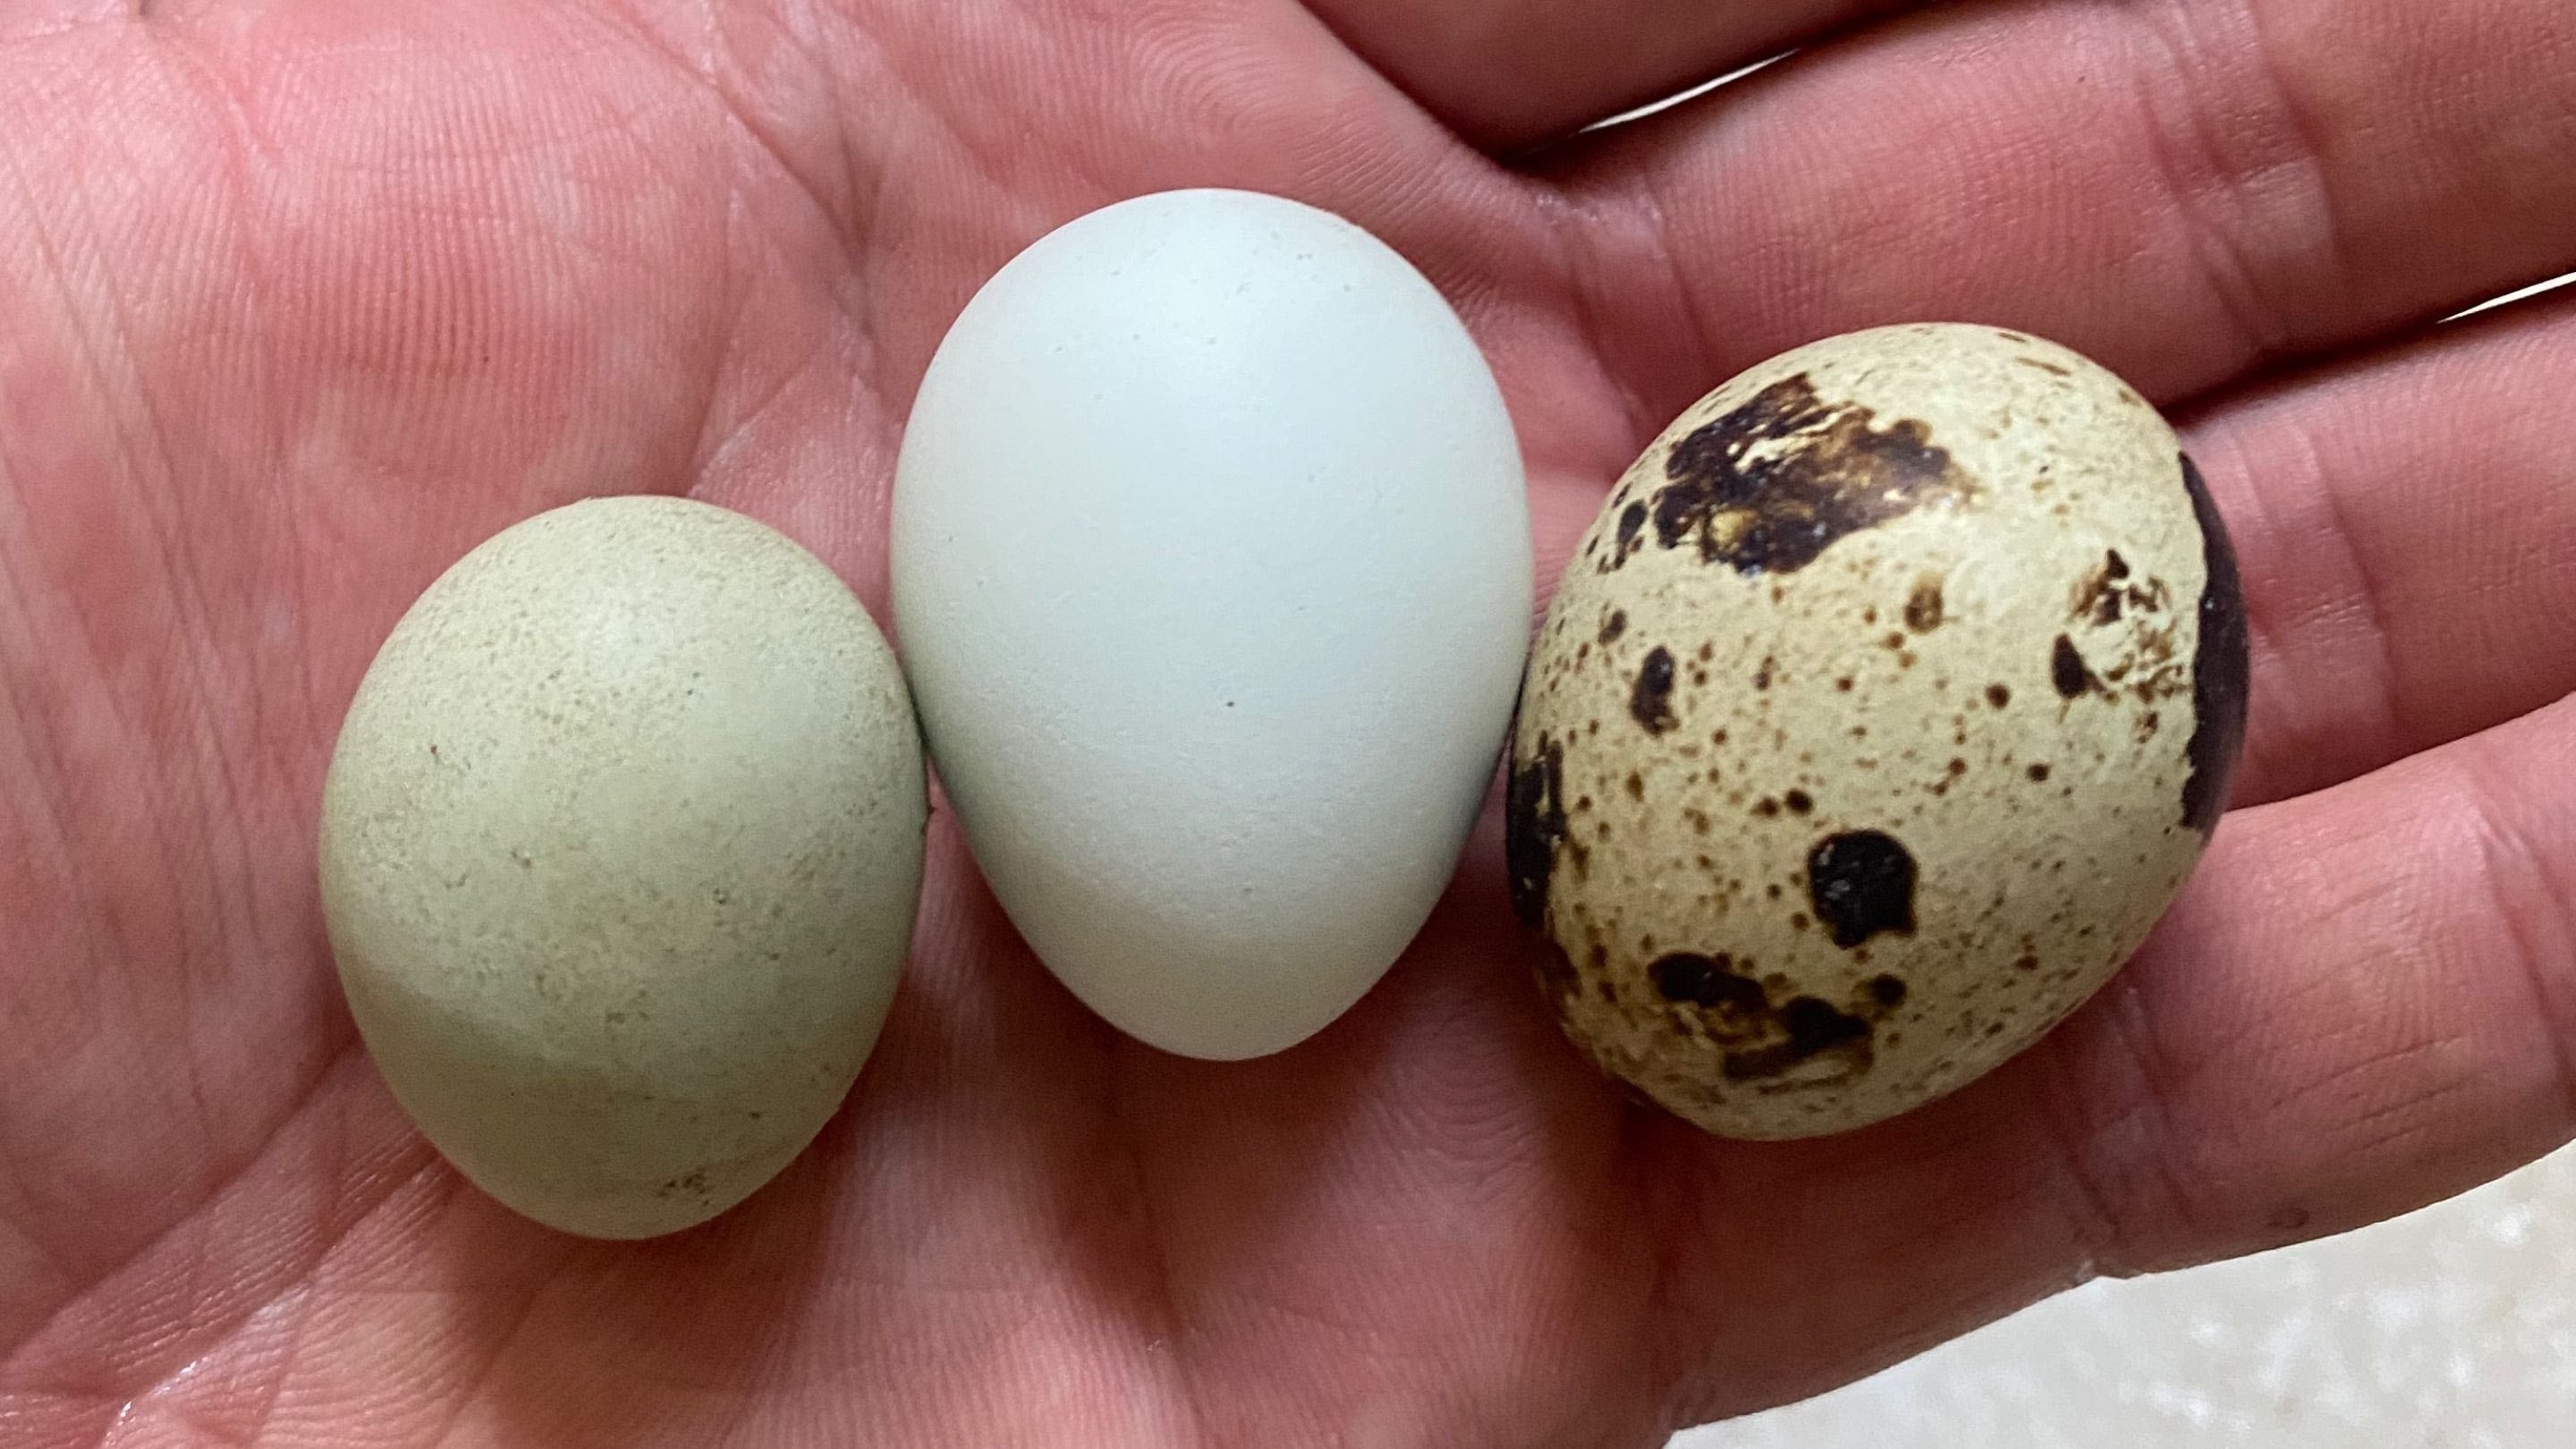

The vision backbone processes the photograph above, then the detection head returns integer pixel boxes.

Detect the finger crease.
[2123,0,2345,369]
[2289,414,2413,758]
[2465,763,2576,1131]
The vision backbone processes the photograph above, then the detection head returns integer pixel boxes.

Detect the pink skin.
[3,0,2573,1444]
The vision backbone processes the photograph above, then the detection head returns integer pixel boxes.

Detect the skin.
[0,0,2571,1444]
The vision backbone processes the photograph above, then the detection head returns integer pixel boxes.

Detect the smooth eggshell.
[321,496,926,1238]
[1508,323,2249,1139]
[893,190,1532,1059]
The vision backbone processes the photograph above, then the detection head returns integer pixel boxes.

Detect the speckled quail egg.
[320,496,927,1238]
[1506,323,2250,1140]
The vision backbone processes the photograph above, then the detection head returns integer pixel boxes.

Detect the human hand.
[3,0,2571,1444]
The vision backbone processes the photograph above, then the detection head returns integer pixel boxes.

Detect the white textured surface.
[1678,1143,2576,1446]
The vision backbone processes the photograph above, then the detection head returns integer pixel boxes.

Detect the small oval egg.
[320,496,927,1238]
[1509,323,2249,1139]
[893,190,1531,1060]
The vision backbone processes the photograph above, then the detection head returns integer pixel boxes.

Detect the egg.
[319,496,926,1238]
[1507,323,2249,1139]
[893,190,1531,1059]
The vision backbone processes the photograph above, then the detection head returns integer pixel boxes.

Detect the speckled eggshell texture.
[1508,323,2249,1140]
[320,496,927,1238]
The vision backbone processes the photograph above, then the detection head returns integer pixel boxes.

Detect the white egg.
[893,190,1530,1059]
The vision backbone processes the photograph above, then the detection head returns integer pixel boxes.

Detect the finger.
[2043,694,2576,1274]
[1551,0,2576,419]
[1648,694,2576,1423]
[1298,0,1909,150]
[0,3,123,44]
[2187,294,2576,807]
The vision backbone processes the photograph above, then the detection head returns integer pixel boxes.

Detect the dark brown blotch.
[1808,831,1919,949]
[1630,647,1679,733]
[1722,997,1873,1082]
[1599,609,1628,644]
[1986,682,2012,708]
[1653,952,1768,1018]
[2051,634,2092,699]
[2073,548,2162,628]
[1603,500,1649,571]
[1643,374,1973,576]
[1504,735,1570,928]
[2179,453,2250,836]
[1904,576,1945,632]
[1643,951,1907,1086]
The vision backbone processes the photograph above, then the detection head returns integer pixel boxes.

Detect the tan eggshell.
[320,496,927,1238]
[1507,324,2249,1139]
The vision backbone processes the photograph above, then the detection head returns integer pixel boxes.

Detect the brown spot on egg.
[1598,610,1627,644]
[1645,374,1973,575]
[2073,548,2167,629]
[2051,634,2093,698]
[1652,952,1767,1021]
[1753,656,1775,691]
[1624,771,1645,801]
[1604,499,1648,571]
[1504,737,1570,927]
[1630,647,1678,733]
[2179,453,2250,836]
[1645,951,1899,1087]
[1987,683,2012,708]
[1904,576,1946,632]
[1808,831,1919,949]
[2027,763,2052,782]
[1721,997,1876,1084]
[1784,790,1814,815]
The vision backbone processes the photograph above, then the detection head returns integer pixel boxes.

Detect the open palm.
[4,0,2572,1444]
